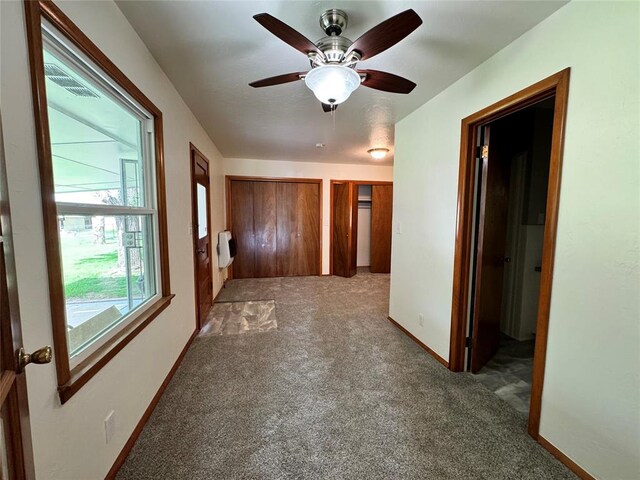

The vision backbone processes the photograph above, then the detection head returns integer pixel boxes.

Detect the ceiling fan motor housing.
[320,9,348,36]
[315,35,353,63]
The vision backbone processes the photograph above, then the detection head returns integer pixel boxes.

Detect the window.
[25,1,172,403]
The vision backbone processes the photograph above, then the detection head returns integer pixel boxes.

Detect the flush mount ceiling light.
[249,8,422,112]
[304,65,361,105]
[368,148,389,160]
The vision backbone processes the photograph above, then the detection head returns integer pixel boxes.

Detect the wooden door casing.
[370,184,393,273]
[191,145,212,328]
[470,124,511,373]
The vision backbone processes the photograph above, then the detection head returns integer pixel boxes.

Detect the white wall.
[224,158,393,274]
[515,225,544,340]
[357,185,372,267]
[390,2,639,478]
[0,1,226,478]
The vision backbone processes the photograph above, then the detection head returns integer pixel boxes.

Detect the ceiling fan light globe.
[304,65,360,105]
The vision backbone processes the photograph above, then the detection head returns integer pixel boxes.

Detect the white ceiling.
[116,1,567,165]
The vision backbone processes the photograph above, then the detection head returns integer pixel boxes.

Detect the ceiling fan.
[249,9,423,112]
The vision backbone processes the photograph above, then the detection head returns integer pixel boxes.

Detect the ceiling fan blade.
[253,13,323,57]
[322,103,338,113]
[359,70,416,94]
[249,72,305,88]
[346,9,422,61]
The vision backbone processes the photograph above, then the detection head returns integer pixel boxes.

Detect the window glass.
[197,183,208,239]
[43,30,159,361]
[59,215,156,356]
[43,46,146,207]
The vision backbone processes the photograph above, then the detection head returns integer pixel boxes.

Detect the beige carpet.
[117,271,574,479]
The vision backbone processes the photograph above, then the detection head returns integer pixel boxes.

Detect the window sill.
[58,294,174,404]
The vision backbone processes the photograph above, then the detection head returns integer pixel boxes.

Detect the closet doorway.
[226,176,322,279]
[330,180,393,277]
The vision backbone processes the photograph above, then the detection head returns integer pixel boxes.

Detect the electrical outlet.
[418,313,424,327]
[104,410,115,444]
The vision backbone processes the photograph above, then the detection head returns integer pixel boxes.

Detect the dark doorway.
[449,69,570,438]
[468,99,554,416]
[190,144,213,329]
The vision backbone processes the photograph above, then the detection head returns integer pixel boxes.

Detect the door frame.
[449,68,570,438]
[329,180,393,275]
[190,143,212,330]
[225,176,323,279]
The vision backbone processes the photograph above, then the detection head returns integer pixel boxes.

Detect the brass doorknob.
[16,346,52,372]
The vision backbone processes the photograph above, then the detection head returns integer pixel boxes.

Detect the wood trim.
[105,328,198,480]
[528,70,570,438]
[225,175,323,279]
[347,180,393,186]
[154,115,171,296]
[448,69,570,440]
[329,180,393,275]
[24,0,173,402]
[225,175,322,184]
[537,436,595,480]
[388,316,449,368]
[329,181,335,274]
[59,295,174,404]
[0,371,16,407]
[318,180,324,276]
[24,0,69,386]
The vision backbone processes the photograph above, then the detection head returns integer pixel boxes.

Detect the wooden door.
[370,184,393,273]
[295,183,320,276]
[276,182,320,277]
[0,115,35,480]
[230,181,255,279]
[191,147,212,328]
[276,182,297,277]
[254,181,277,277]
[332,182,357,277]
[470,124,511,372]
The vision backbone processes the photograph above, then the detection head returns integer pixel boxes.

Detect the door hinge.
[481,145,489,160]
[465,337,473,348]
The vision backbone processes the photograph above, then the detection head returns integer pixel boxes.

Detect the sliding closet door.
[229,178,320,279]
[296,183,320,276]
[276,182,297,276]
[276,182,320,276]
[230,180,255,278]
[370,184,393,273]
[254,181,278,277]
